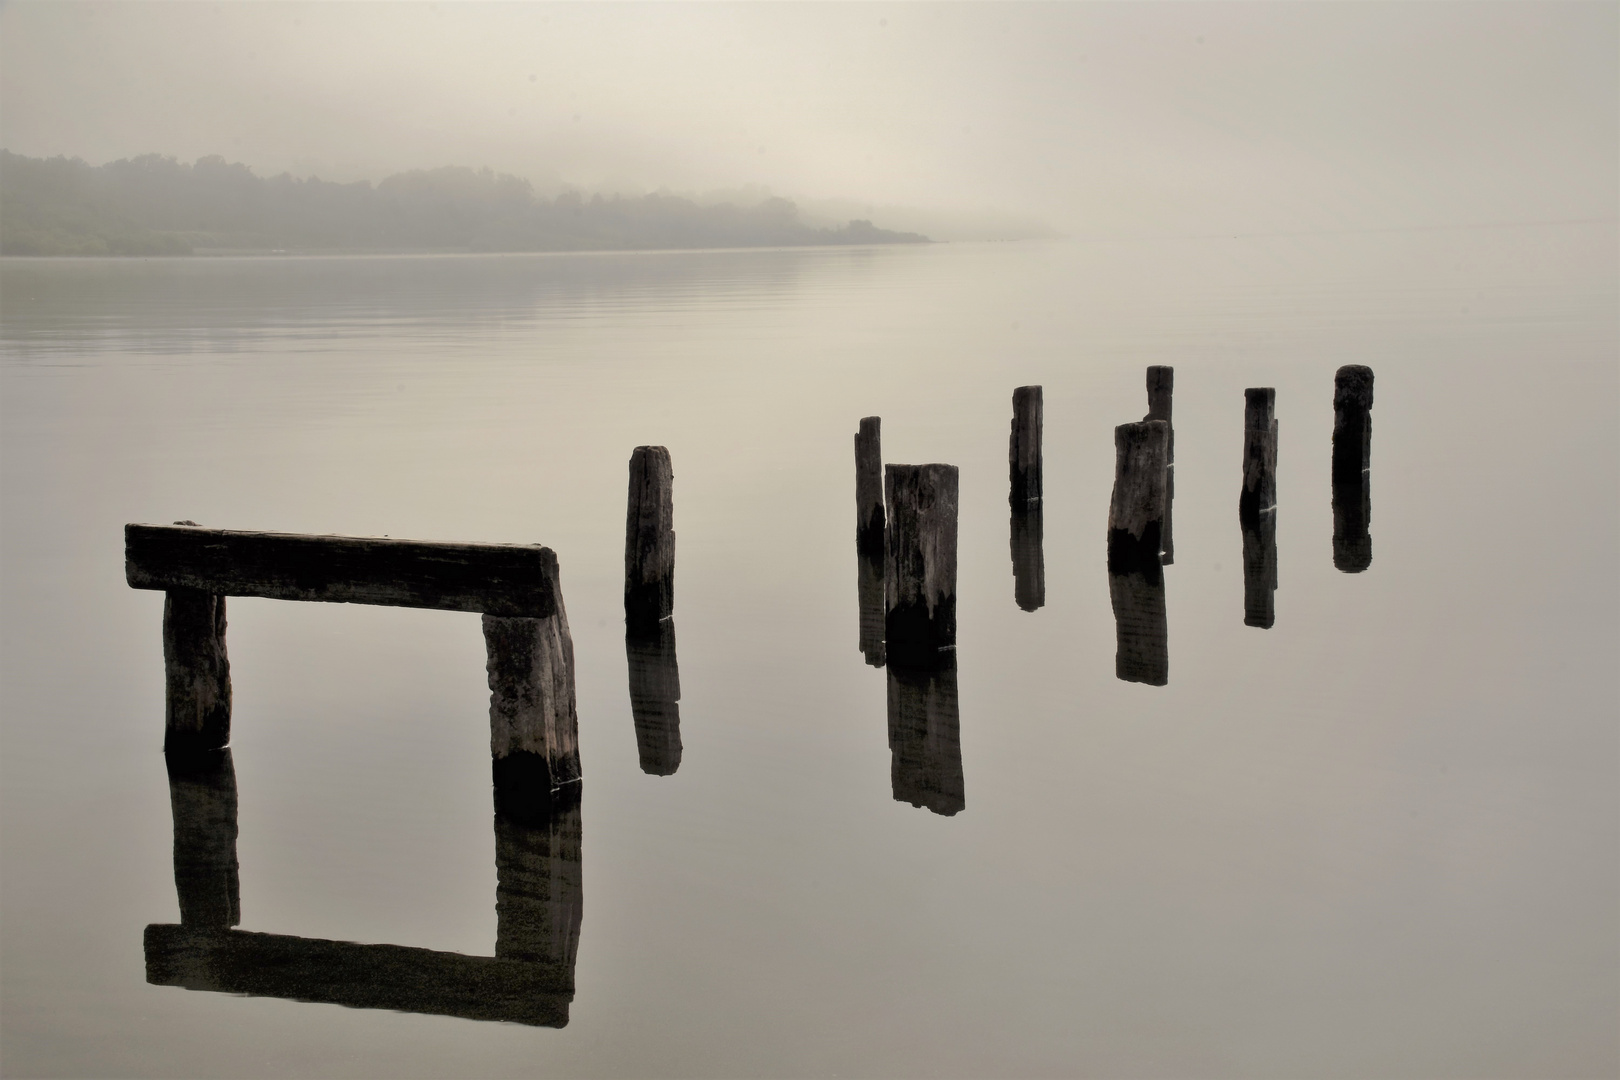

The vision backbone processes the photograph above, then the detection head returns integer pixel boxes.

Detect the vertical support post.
[1009,386,1042,506]
[485,549,580,811]
[165,748,240,929]
[494,785,583,994]
[857,551,886,667]
[163,586,231,753]
[625,445,675,631]
[855,417,884,558]
[884,464,959,667]
[1107,421,1169,574]
[1107,421,1169,685]
[1145,366,1174,563]
[886,657,964,816]
[626,619,682,775]
[1009,503,1045,612]
[1332,365,1374,573]
[1240,389,1279,627]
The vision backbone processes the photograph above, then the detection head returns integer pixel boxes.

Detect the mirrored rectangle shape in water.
[886,658,964,816]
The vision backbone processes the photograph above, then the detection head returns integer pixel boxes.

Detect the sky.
[2,1,1615,237]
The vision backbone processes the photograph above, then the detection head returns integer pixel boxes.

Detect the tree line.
[0,151,928,256]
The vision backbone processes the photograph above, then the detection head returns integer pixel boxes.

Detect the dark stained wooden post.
[884,464,959,667]
[857,551,886,667]
[1107,421,1169,684]
[1332,366,1374,573]
[1009,386,1042,506]
[165,748,240,930]
[485,549,580,803]
[1107,421,1169,575]
[626,620,682,775]
[1010,503,1045,612]
[855,417,884,558]
[886,656,964,816]
[161,521,231,753]
[1240,389,1279,628]
[494,786,582,994]
[625,445,675,631]
[1144,366,1174,564]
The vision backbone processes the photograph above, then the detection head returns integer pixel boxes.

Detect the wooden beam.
[855,417,884,558]
[624,446,676,629]
[1009,386,1042,506]
[126,524,559,618]
[884,463,959,667]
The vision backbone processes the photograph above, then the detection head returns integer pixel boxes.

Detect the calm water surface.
[2,232,1616,1078]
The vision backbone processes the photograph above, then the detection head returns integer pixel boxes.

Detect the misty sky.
[2,2,1615,235]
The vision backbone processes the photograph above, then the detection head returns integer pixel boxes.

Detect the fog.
[2,1,1615,237]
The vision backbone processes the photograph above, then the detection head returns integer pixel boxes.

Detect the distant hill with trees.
[0,151,929,256]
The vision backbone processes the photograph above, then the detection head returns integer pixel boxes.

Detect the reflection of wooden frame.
[123,522,580,789]
[145,750,582,1027]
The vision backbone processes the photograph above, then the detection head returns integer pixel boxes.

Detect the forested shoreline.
[0,151,929,256]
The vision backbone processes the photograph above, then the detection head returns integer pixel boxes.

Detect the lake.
[2,229,1615,1078]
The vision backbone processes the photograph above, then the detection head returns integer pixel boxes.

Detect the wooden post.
[1239,389,1279,628]
[1144,367,1174,563]
[884,464,959,667]
[886,656,964,816]
[855,417,884,558]
[1333,366,1374,573]
[626,620,682,775]
[1010,503,1045,612]
[163,585,231,753]
[1009,386,1042,506]
[1106,421,1169,576]
[624,445,675,631]
[485,549,579,808]
[494,785,582,993]
[857,550,886,667]
[165,748,240,930]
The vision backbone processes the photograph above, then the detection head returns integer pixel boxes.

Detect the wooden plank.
[624,446,675,629]
[1333,365,1373,573]
[1145,366,1174,563]
[126,524,558,618]
[144,924,572,1028]
[1106,420,1169,575]
[855,417,884,557]
[1010,504,1045,612]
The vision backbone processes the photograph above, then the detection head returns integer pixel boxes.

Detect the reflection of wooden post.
[494,788,582,991]
[857,551,886,667]
[886,657,964,816]
[486,549,579,811]
[626,620,682,775]
[166,748,240,929]
[1145,367,1174,563]
[1332,366,1373,573]
[884,464,958,667]
[1009,386,1042,506]
[855,417,884,558]
[625,446,675,630]
[1106,421,1169,575]
[1010,504,1045,612]
[163,584,231,753]
[1108,569,1167,685]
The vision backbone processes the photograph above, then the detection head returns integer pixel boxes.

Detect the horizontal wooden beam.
[126,524,558,618]
[145,924,571,1027]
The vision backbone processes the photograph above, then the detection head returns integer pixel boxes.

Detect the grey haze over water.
[2,2,1614,239]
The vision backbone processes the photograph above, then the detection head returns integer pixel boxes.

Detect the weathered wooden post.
[494,785,583,993]
[1010,503,1045,612]
[485,548,580,806]
[857,551,886,667]
[855,417,884,558]
[626,620,682,775]
[1144,366,1174,563]
[1239,389,1279,628]
[160,522,232,753]
[1107,421,1169,574]
[1009,386,1042,506]
[1107,421,1169,684]
[625,445,675,631]
[165,748,240,930]
[884,464,959,667]
[1332,366,1374,573]
[886,657,964,816]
